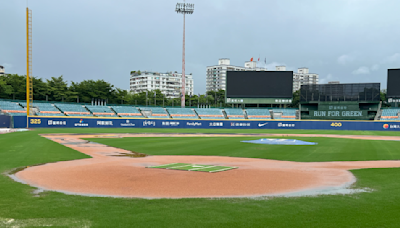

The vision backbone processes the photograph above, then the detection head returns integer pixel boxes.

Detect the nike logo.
[258,123,268,127]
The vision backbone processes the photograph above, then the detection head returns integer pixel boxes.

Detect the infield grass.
[1,128,400,227]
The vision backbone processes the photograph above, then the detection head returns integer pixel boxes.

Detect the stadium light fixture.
[175,2,194,108]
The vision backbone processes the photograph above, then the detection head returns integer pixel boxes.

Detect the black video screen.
[300,83,380,102]
[387,69,400,97]
[226,71,293,98]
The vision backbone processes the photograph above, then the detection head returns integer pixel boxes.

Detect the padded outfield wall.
[11,116,400,131]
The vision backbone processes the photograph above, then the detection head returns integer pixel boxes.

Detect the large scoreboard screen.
[226,71,293,101]
[387,69,400,98]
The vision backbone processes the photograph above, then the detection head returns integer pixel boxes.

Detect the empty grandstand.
[0,101,26,116]
[167,108,198,119]
[246,109,271,119]
[111,106,144,118]
[224,108,245,119]
[195,108,225,119]
[271,109,297,119]
[54,103,92,116]
[24,102,65,116]
[140,107,169,118]
[85,105,116,117]
[380,108,400,121]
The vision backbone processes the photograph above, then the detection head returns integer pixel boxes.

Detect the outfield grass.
[88,136,400,162]
[1,129,400,227]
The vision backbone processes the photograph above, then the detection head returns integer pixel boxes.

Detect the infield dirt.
[14,133,400,198]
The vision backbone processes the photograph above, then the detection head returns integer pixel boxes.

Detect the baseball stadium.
[2,6,400,228]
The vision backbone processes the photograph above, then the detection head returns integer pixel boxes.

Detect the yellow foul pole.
[26,8,32,127]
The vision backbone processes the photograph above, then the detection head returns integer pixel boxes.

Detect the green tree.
[0,77,13,98]
[290,90,300,108]
[69,79,116,103]
[32,77,49,101]
[0,74,26,100]
[46,76,71,102]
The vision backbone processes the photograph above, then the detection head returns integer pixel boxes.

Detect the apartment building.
[130,71,194,98]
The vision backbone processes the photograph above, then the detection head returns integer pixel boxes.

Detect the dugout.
[300,83,380,120]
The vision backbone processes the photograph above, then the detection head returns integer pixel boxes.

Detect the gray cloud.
[1,0,400,93]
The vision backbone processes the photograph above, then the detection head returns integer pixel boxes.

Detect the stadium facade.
[300,83,381,120]
[130,71,194,98]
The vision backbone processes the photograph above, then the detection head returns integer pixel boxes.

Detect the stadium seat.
[195,108,225,119]
[20,102,65,116]
[139,107,170,118]
[111,106,144,118]
[271,109,297,119]
[246,109,271,119]
[380,108,400,120]
[85,105,116,117]
[224,108,245,119]
[0,101,26,116]
[54,103,93,116]
[167,108,198,119]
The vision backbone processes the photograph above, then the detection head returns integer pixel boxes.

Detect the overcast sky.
[1,0,400,93]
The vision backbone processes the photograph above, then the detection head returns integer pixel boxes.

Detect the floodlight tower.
[175,1,194,108]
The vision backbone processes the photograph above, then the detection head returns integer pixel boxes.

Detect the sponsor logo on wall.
[48,120,67,126]
[74,119,89,127]
[187,122,202,126]
[209,122,223,127]
[97,121,113,126]
[143,121,156,127]
[162,121,180,126]
[121,120,135,127]
[278,122,295,128]
[230,122,250,127]
[383,124,400,129]
[258,122,268,127]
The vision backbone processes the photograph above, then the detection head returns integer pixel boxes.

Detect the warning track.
[13,133,400,199]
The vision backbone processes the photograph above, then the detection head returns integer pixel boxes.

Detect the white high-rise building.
[291,67,319,92]
[275,66,319,92]
[0,65,4,76]
[130,71,194,98]
[206,58,268,92]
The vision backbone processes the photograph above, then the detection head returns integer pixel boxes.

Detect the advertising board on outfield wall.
[11,116,400,131]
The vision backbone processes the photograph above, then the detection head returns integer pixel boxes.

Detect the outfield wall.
[0,115,11,128]
[11,116,400,131]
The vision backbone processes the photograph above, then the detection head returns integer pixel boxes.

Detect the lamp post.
[175,1,194,108]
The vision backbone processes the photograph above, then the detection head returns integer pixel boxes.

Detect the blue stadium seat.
[224,108,245,119]
[111,106,144,118]
[195,108,225,119]
[246,109,271,119]
[167,108,198,119]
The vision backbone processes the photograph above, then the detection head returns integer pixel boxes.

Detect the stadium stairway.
[195,108,225,119]
[85,105,116,117]
[139,107,170,118]
[224,108,245,119]
[375,102,383,120]
[54,103,93,116]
